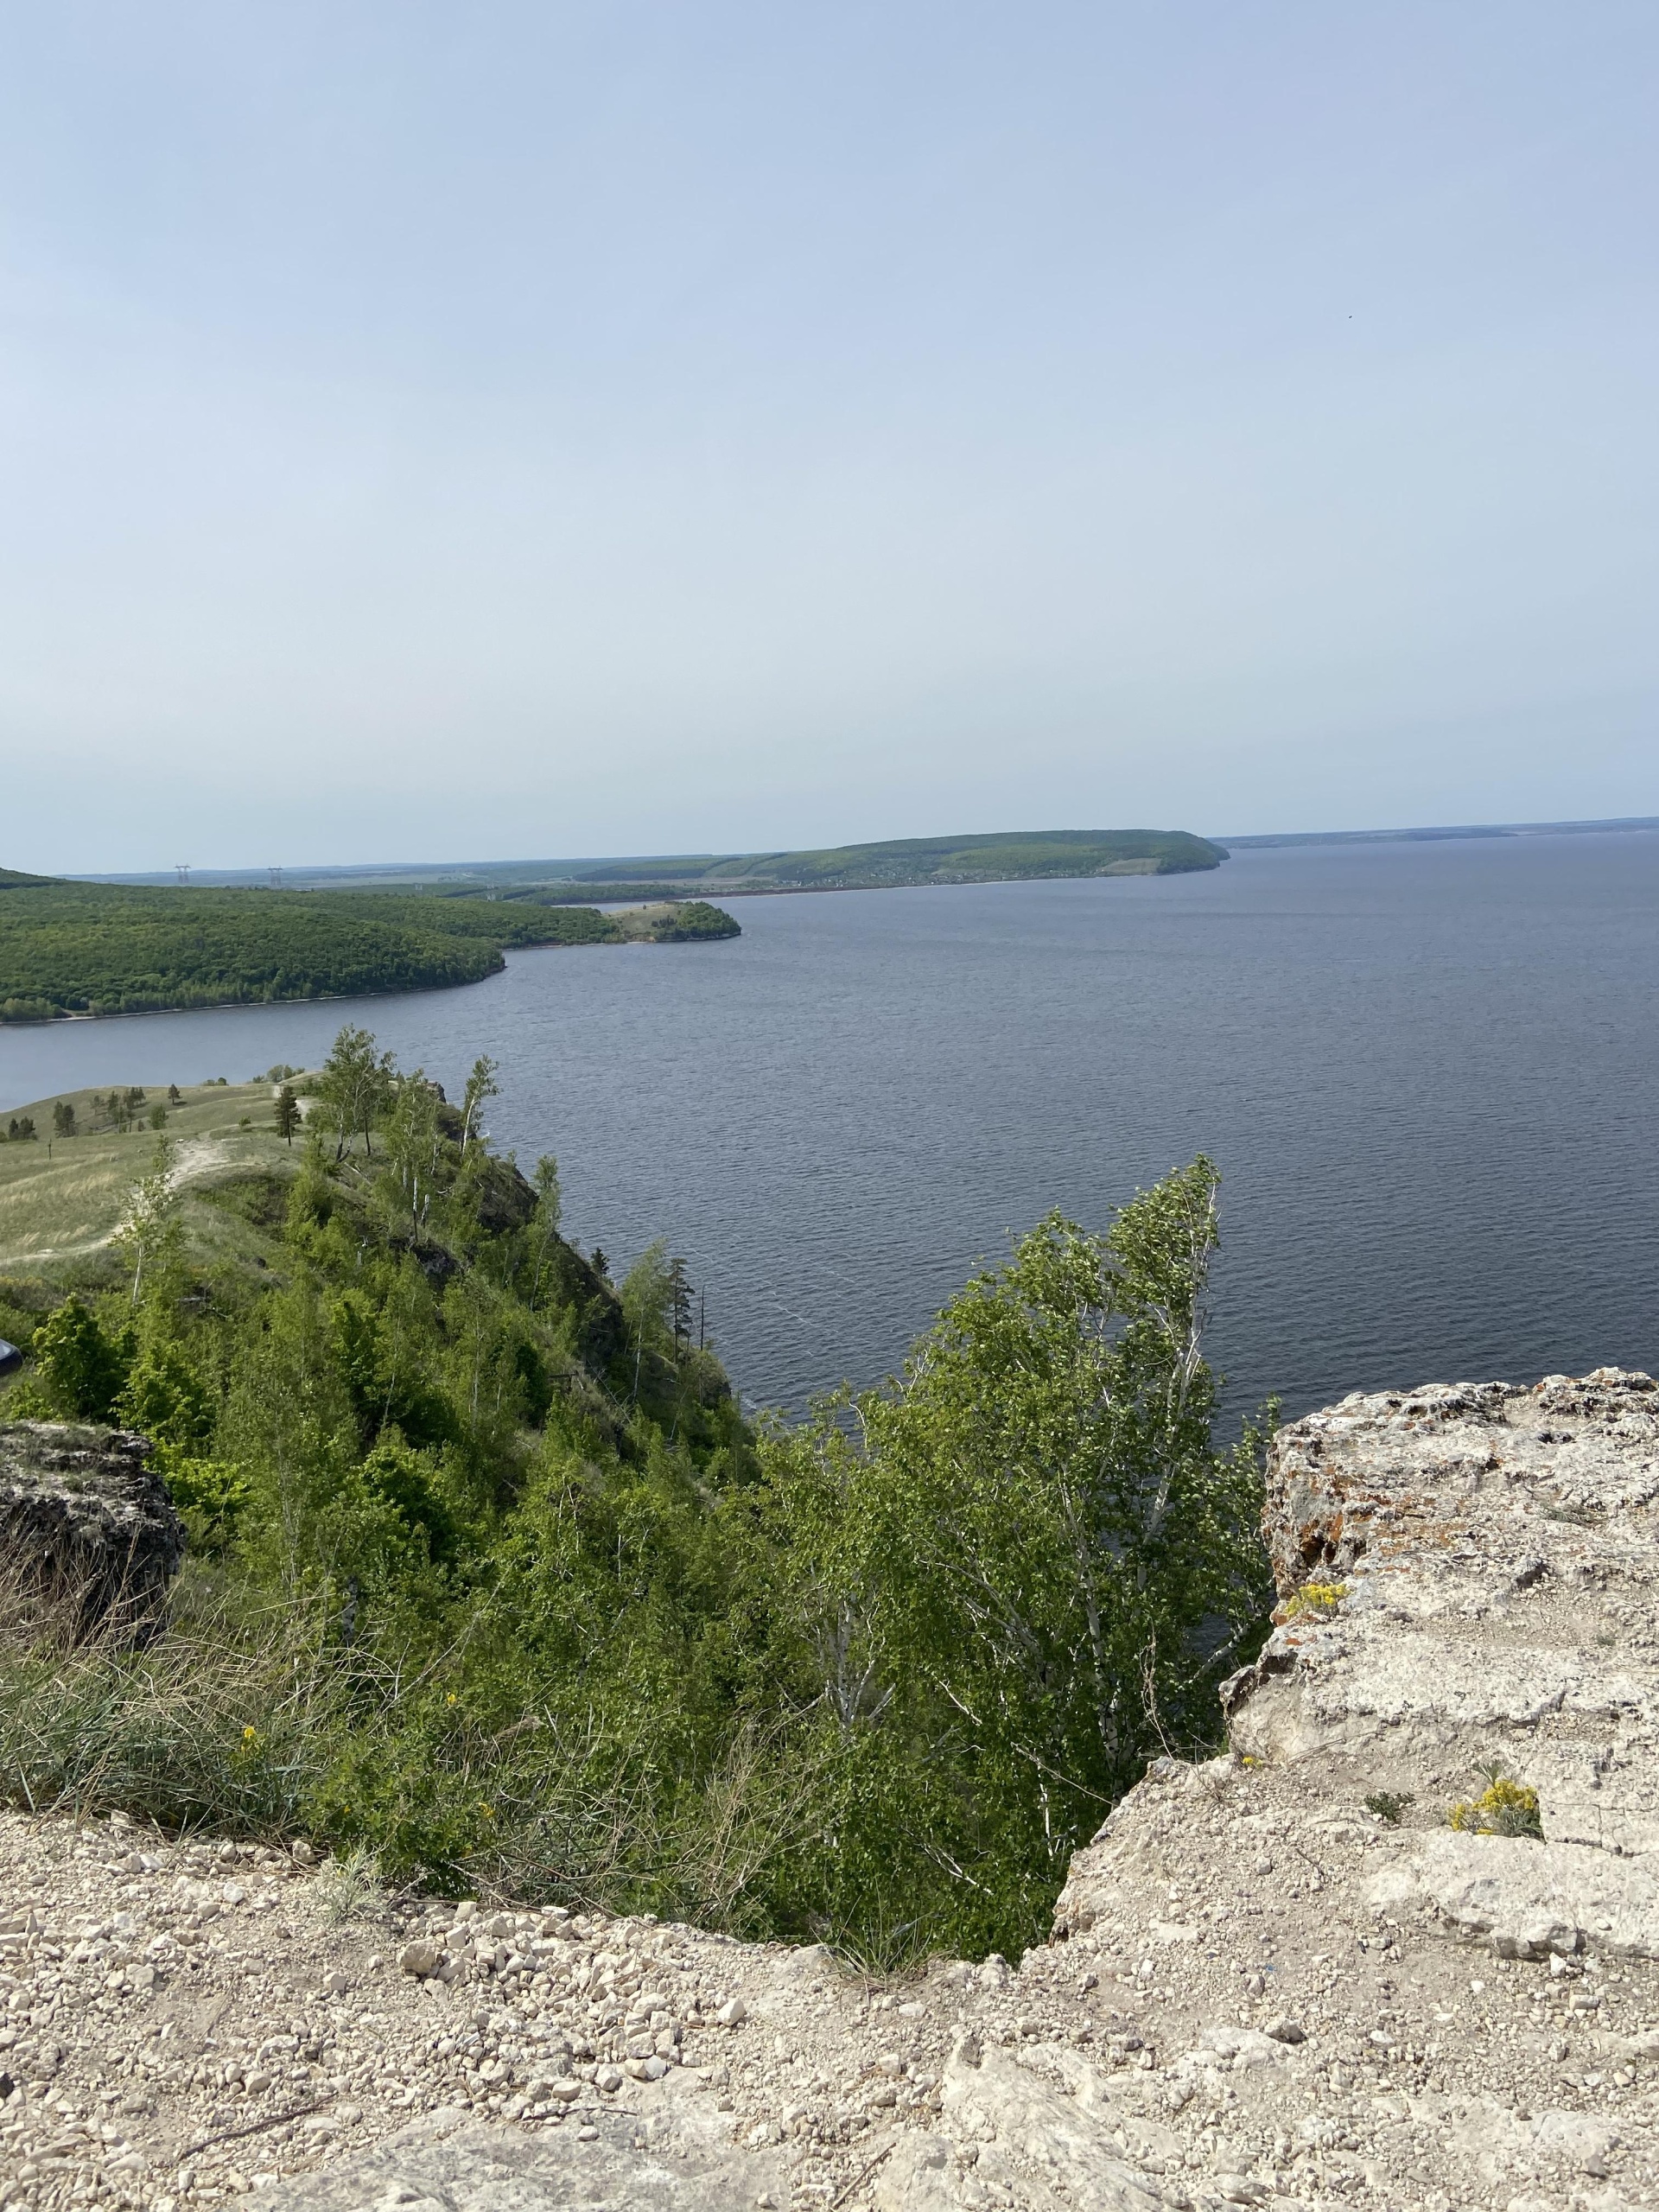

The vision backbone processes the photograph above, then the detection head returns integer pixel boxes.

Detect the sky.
[3,3,1656,873]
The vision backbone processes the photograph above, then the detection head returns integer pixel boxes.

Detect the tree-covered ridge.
[564,827,1227,891]
[0,1033,1271,1961]
[0,880,740,1021]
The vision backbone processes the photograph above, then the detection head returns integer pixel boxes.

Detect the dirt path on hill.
[0,1135,238,1268]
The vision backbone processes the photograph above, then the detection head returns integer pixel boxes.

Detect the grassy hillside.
[0,1078,302,1284]
[560,827,1227,892]
[0,878,740,1023]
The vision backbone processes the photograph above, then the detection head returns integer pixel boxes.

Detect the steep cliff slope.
[2,1370,1656,2211]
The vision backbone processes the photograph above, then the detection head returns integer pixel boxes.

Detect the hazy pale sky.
[3,3,1656,871]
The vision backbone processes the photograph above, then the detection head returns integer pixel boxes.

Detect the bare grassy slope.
[0,1082,300,1273]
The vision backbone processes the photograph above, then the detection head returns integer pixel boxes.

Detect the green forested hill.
[562,827,1227,892]
[85,829,1228,899]
[0,880,738,1022]
[0,1033,1268,1960]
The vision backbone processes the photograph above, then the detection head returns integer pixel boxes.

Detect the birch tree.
[761,1158,1273,1933]
[316,1026,397,1159]
[111,1136,184,1306]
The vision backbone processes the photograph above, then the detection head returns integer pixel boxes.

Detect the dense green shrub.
[31,1296,131,1421]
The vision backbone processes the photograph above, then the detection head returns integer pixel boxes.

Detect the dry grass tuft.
[0,1562,355,1838]
[0,1566,819,1931]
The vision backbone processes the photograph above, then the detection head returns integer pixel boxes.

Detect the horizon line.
[57,810,1659,886]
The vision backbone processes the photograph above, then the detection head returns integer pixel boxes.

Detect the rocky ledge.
[0,1421,182,1637]
[2,1374,1656,2212]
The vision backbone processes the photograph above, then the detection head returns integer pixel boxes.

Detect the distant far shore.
[1215,813,1659,849]
[69,828,1224,898]
[62,812,1658,892]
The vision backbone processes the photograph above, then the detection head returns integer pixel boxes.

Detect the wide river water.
[4,832,1657,1425]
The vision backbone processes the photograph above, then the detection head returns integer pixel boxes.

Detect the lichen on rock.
[0,1418,183,1638]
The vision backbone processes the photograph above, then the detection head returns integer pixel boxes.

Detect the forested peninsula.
[0,877,739,1023]
[565,826,1227,893]
[84,826,1228,900]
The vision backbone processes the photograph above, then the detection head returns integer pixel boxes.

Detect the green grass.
[0,1560,817,1930]
[0,1566,340,1839]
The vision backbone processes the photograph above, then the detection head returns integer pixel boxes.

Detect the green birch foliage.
[315,1026,398,1159]
[110,1137,184,1306]
[757,1159,1272,1957]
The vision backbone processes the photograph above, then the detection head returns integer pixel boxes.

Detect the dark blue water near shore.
[4,833,1657,1423]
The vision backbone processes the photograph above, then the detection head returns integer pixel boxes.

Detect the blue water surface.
[3,833,1656,1424]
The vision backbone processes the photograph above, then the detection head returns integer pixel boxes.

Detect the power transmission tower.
[175,863,191,887]
[268,866,284,890]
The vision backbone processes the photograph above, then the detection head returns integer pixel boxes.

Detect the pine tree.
[274,1085,301,1145]
[668,1256,694,1344]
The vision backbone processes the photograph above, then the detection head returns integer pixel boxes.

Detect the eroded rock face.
[0,1419,183,1636]
[1040,1368,1659,2209]
[1216,1367,1659,1908]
